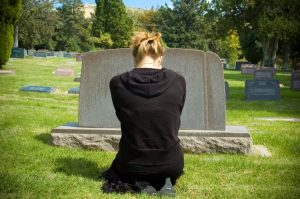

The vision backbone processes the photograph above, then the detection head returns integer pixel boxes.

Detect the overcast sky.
[81,0,172,9]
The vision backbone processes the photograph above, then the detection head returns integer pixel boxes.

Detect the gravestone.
[55,68,74,76]
[241,64,258,75]
[63,53,72,58]
[47,51,55,57]
[236,61,251,70]
[68,87,80,94]
[11,48,26,58]
[74,76,81,82]
[55,51,65,57]
[290,71,300,91]
[20,86,55,93]
[254,69,274,80]
[260,67,276,75]
[245,80,280,100]
[0,70,15,75]
[28,49,36,56]
[225,81,229,100]
[76,54,82,61]
[51,48,252,154]
[34,51,47,58]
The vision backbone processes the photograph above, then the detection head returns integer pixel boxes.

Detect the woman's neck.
[137,56,162,69]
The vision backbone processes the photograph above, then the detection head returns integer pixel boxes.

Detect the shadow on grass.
[54,157,108,181]
[35,133,52,145]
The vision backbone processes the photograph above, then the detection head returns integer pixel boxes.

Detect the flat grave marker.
[245,80,280,100]
[0,70,15,75]
[20,86,55,93]
[68,87,80,94]
[55,68,75,76]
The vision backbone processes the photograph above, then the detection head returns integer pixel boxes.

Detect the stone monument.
[241,64,258,75]
[51,48,252,154]
[11,47,26,58]
[55,68,75,76]
[290,71,300,91]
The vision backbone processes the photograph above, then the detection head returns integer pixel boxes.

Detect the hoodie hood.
[120,68,177,98]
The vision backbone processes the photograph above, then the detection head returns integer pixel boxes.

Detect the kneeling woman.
[102,32,186,196]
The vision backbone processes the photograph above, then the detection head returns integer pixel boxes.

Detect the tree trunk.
[282,43,290,71]
[13,24,19,48]
[262,36,279,67]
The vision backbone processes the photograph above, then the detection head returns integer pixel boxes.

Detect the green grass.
[1,58,300,198]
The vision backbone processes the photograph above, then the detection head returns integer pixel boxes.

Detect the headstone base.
[51,124,252,154]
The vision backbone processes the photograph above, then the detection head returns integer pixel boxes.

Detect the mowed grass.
[0,57,300,199]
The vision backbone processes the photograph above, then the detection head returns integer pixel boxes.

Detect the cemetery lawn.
[1,57,300,199]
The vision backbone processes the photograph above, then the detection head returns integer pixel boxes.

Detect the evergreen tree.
[55,0,93,52]
[154,0,210,50]
[0,0,21,67]
[92,0,133,48]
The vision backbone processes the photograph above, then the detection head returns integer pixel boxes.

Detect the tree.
[154,0,210,50]
[18,0,58,50]
[92,0,133,48]
[223,30,242,67]
[0,0,21,68]
[55,0,93,52]
[214,0,300,67]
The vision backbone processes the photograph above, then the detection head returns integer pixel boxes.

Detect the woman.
[102,32,186,196]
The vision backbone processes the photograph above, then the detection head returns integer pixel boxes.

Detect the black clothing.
[102,67,186,193]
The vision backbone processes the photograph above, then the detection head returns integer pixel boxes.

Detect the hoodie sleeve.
[109,76,121,121]
[178,75,186,115]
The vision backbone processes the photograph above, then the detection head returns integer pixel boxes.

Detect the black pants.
[102,158,184,192]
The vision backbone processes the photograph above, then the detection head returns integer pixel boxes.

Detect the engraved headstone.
[290,71,300,91]
[236,61,251,70]
[63,53,72,58]
[20,86,55,93]
[55,51,65,58]
[254,69,274,80]
[11,48,26,58]
[34,51,47,57]
[55,68,74,76]
[245,80,280,100]
[51,48,252,154]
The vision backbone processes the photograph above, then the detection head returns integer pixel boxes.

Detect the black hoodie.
[109,68,186,174]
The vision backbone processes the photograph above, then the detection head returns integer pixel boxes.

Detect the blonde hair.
[131,32,164,67]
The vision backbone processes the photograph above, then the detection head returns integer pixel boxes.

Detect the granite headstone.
[55,68,75,76]
[254,69,274,80]
[11,48,26,58]
[245,80,280,100]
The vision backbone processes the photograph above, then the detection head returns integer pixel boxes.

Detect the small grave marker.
[20,86,55,93]
[55,68,74,76]
[245,80,280,100]
[236,61,251,70]
[290,71,300,91]
[46,51,55,57]
[76,54,82,61]
[68,87,80,94]
[0,70,15,75]
[74,76,81,82]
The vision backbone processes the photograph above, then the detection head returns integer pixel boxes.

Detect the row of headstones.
[10,47,82,61]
